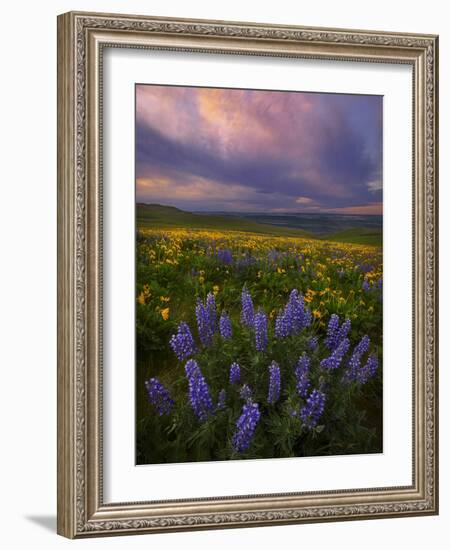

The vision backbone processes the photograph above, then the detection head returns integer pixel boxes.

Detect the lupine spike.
[231,401,261,453]
[239,384,253,402]
[308,336,318,351]
[206,292,217,330]
[145,378,174,416]
[229,362,241,385]
[240,287,255,327]
[337,318,351,343]
[295,354,311,398]
[169,321,196,361]
[343,335,371,382]
[217,249,233,264]
[219,311,232,339]
[358,354,379,384]
[267,361,281,404]
[196,294,216,347]
[184,359,214,422]
[275,290,311,339]
[300,389,326,428]
[254,310,268,352]
[325,314,340,349]
[320,337,350,370]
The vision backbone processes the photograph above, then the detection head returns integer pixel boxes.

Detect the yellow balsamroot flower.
[213,285,220,295]
[313,309,322,319]
[160,308,170,321]
[137,284,151,305]
[160,296,170,303]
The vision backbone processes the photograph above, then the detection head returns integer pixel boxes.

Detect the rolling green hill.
[136,203,311,238]
[136,203,382,246]
[320,228,382,246]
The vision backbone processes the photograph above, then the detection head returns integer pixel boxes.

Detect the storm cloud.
[136,85,382,214]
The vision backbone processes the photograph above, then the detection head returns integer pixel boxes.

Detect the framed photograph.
[57,11,439,538]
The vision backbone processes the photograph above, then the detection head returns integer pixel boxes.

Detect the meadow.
[136,218,383,464]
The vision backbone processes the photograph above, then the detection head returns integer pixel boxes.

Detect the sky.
[136,84,383,215]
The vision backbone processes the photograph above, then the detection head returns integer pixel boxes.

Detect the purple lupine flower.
[320,337,350,370]
[219,311,233,340]
[275,290,311,338]
[275,310,290,338]
[229,362,241,385]
[195,299,211,346]
[308,336,318,352]
[195,294,216,347]
[295,354,311,398]
[358,263,374,273]
[217,248,233,264]
[231,401,261,453]
[343,335,371,382]
[325,314,340,349]
[336,318,351,343]
[300,389,326,428]
[254,310,268,352]
[169,321,196,361]
[303,307,312,328]
[217,389,226,410]
[240,287,255,327]
[268,249,281,264]
[354,334,371,356]
[358,354,379,384]
[286,289,308,333]
[267,361,281,404]
[145,378,174,416]
[184,359,214,422]
[206,292,217,329]
[362,278,371,292]
[240,384,253,402]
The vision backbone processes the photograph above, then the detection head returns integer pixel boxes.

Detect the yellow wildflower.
[160,307,170,321]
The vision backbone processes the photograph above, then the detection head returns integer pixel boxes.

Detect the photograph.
[135,84,384,465]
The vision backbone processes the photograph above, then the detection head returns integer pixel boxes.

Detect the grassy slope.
[320,228,382,247]
[137,203,382,246]
[137,203,310,238]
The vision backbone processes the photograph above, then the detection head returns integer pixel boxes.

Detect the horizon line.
[137,202,383,216]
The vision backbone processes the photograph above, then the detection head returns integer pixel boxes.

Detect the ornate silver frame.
[57,11,439,538]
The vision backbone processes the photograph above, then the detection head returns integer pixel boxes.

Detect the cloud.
[367,180,383,192]
[136,85,383,212]
[296,196,314,205]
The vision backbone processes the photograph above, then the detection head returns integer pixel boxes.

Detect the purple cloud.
[136,85,382,214]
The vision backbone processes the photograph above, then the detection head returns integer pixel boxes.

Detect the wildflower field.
[136,226,383,464]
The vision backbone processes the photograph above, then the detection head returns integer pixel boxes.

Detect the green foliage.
[136,226,383,464]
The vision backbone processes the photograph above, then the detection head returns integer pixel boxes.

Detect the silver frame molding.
[57,11,439,538]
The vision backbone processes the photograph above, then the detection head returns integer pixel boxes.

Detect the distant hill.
[136,203,382,246]
[136,203,311,238]
[320,228,382,246]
